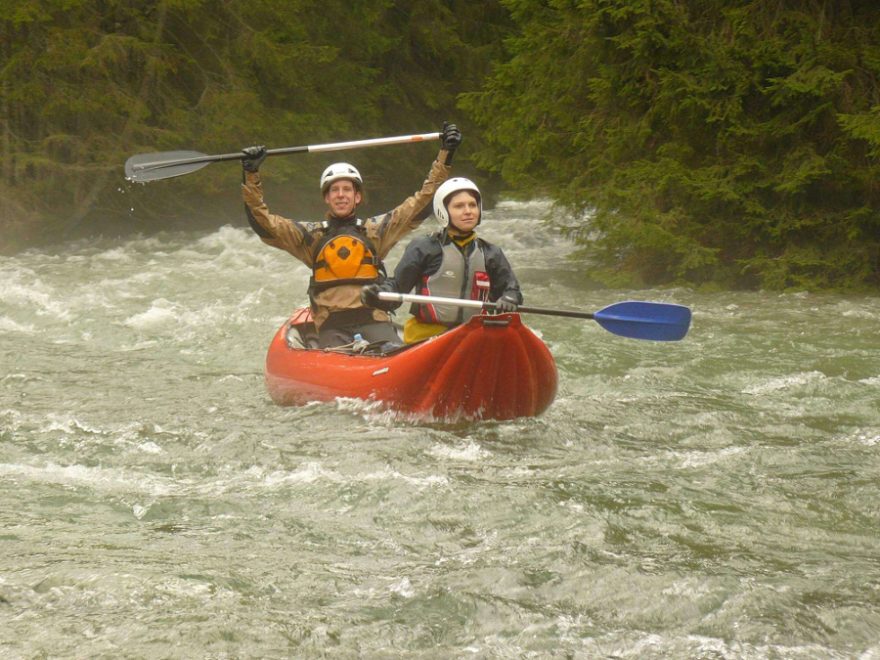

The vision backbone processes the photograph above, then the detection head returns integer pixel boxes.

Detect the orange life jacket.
[309,220,382,294]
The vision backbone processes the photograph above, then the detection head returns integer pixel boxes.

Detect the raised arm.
[366,122,461,256]
[240,146,317,265]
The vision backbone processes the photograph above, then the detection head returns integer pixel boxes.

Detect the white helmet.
[433,177,482,226]
[320,162,363,192]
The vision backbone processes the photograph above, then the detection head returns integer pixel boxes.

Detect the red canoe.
[265,308,558,421]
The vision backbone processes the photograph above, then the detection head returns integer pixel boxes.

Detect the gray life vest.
[415,239,490,325]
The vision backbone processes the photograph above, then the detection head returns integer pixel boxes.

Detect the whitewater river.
[1,200,878,658]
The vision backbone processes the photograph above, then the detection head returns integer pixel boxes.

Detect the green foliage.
[0,0,510,251]
[4,0,878,292]
[462,0,880,290]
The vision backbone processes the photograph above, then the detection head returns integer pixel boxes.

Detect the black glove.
[241,145,267,172]
[360,284,383,308]
[495,295,518,313]
[440,122,461,164]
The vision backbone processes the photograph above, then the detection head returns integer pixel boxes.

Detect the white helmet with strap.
[433,177,482,226]
[320,162,363,193]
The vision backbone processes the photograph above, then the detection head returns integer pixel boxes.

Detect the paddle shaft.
[127,132,441,179]
[377,292,593,319]
[377,291,691,341]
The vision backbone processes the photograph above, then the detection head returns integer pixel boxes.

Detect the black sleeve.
[377,236,441,309]
[483,241,523,304]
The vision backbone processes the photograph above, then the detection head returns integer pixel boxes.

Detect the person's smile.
[325,181,361,218]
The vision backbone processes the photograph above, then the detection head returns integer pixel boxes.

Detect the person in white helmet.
[240,122,461,348]
[361,177,522,344]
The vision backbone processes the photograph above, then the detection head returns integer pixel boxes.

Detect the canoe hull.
[265,313,558,421]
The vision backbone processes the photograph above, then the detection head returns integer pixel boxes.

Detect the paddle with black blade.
[377,292,692,341]
[125,132,441,183]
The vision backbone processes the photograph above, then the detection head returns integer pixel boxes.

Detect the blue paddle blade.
[593,301,692,341]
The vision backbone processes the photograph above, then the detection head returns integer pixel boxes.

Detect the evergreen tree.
[463,0,880,290]
[0,0,508,251]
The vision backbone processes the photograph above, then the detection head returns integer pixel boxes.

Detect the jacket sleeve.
[366,151,452,258]
[376,236,441,310]
[241,170,317,265]
[484,242,523,304]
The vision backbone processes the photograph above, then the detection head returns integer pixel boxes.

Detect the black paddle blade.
[124,151,211,183]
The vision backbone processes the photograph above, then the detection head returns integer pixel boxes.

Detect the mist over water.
[2,200,879,657]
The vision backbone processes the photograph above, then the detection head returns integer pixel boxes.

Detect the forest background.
[2,0,878,291]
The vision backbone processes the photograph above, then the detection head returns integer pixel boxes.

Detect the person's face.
[324,179,361,218]
[446,191,480,234]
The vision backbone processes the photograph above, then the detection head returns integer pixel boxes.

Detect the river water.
[1,200,878,658]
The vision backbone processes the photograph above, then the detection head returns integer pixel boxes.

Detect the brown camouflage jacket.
[242,152,452,328]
